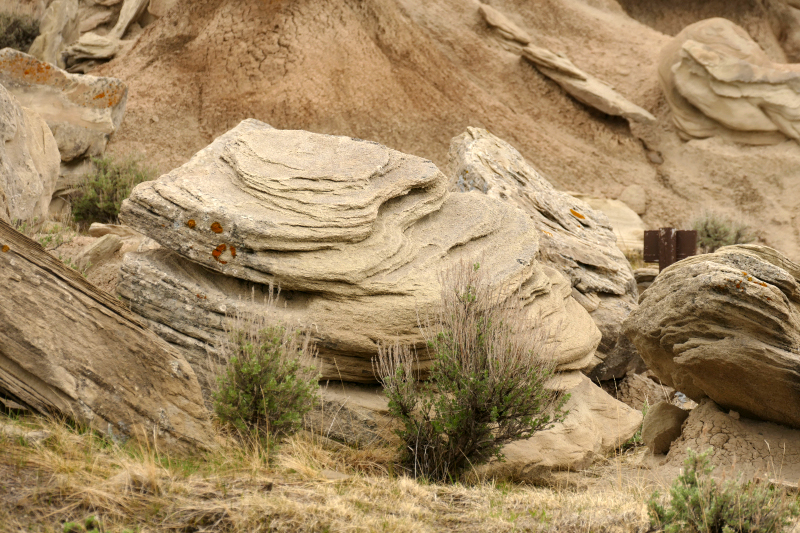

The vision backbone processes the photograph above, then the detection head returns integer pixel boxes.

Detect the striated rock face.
[0,218,213,452]
[623,245,800,429]
[0,48,127,163]
[0,84,60,224]
[660,18,800,145]
[118,119,602,386]
[448,128,639,380]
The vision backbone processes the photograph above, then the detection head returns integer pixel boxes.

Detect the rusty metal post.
[676,230,698,260]
[658,227,677,271]
[643,230,659,263]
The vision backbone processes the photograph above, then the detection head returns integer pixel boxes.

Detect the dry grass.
[0,411,674,533]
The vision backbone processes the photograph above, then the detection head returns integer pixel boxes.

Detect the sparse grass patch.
[692,211,755,254]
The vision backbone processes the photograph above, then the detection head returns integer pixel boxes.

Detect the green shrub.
[0,12,39,52]
[213,318,320,441]
[648,448,800,533]
[375,260,568,482]
[71,156,156,228]
[692,211,755,254]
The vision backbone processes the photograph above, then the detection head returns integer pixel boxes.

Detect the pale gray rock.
[0,218,214,452]
[0,49,128,163]
[478,4,531,44]
[642,401,689,455]
[618,184,647,215]
[633,268,658,297]
[623,244,800,429]
[448,128,639,380]
[660,18,800,145]
[77,233,123,272]
[522,44,656,124]
[27,0,79,69]
[88,222,143,240]
[574,195,645,254]
[0,85,60,224]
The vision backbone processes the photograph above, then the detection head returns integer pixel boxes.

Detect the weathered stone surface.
[574,195,645,254]
[642,401,689,455]
[478,4,531,44]
[0,85,59,224]
[633,267,658,297]
[0,49,128,162]
[148,0,179,18]
[522,45,656,124]
[306,383,394,448]
[618,184,647,216]
[667,399,800,482]
[76,233,123,272]
[449,128,638,380]
[118,120,602,385]
[660,18,800,145]
[615,372,673,411]
[0,218,214,452]
[623,244,800,429]
[88,222,143,240]
[27,0,79,69]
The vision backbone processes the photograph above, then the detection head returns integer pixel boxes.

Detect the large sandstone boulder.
[27,0,79,69]
[448,128,639,380]
[623,244,800,429]
[660,18,800,145]
[0,85,59,224]
[642,401,689,455]
[0,217,213,452]
[0,48,127,163]
[117,119,602,387]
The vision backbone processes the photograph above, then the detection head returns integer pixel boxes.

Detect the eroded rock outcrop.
[449,128,639,380]
[623,244,800,429]
[27,0,79,69]
[660,18,800,145]
[0,84,59,223]
[0,218,213,452]
[118,119,602,387]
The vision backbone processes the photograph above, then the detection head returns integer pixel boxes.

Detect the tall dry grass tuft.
[375,259,567,482]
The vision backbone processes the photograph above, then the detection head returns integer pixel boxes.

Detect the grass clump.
[0,11,39,52]
[213,309,320,443]
[648,448,800,533]
[692,211,755,254]
[375,260,568,483]
[71,156,156,228]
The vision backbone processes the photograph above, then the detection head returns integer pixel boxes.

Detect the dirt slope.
[98,0,800,259]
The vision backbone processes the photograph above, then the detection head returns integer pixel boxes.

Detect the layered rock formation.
[449,128,639,380]
[0,84,59,223]
[0,218,213,452]
[118,119,602,388]
[27,0,79,69]
[623,245,800,429]
[660,18,800,145]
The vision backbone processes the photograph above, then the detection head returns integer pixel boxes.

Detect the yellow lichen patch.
[1,245,8,253]
[186,219,196,229]
[210,222,223,234]
[569,209,585,220]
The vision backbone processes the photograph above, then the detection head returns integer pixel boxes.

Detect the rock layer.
[660,18,800,145]
[0,218,213,452]
[118,119,602,386]
[448,128,638,380]
[0,85,59,223]
[623,245,800,429]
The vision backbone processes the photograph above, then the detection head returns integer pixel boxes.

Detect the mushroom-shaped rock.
[448,128,639,380]
[659,18,800,145]
[118,120,602,387]
[623,245,800,429]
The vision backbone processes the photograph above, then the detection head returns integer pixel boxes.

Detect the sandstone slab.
[623,244,800,429]
[449,128,638,380]
[615,372,673,412]
[27,0,79,69]
[478,4,531,45]
[576,195,645,254]
[76,233,123,272]
[642,401,689,455]
[0,48,128,162]
[0,217,213,452]
[0,85,60,224]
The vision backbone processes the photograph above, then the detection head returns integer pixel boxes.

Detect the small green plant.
[622,399,649,450]
[61,515,102,533]
[70,156,156,228]
[692,211,755,254]
[648,448,800,533]
[213,309,320,442]
[376,260,568,482]
[0,12,39,52]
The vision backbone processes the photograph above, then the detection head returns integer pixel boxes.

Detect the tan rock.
[623,244,800,429]
[448,128,638,380]
[0,49,128,162]
[618,184,646,216]
[27,0,79,69]
[574,195,645,254]
[79,9,115,34]
[0,85,60,224]
[615,372,673,411]
[87,222,143,240]
[522,44,656,124]
[306,383,394,448]
[76,233,123,272]
[633,267,658,297]
[0,218,213,452]
[659,18,800,145]
[478,4,531,44]
[148,0,179,18]
[642,401,689,455]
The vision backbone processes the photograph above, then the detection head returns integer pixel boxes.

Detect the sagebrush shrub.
[0,12,39,52]
[692,211,754,254]
[375,260,568,482]
[648,448,800,533]
[71,156,156,227]
[213,320,320,441]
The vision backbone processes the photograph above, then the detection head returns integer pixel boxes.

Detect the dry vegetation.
[0,410,671,533]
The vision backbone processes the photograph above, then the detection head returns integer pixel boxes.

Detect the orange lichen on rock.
[229,245,237,258]
[186,219,196,228]
[1,245,8,253]
[210,222,223,234]
[569,208,585,220]
[211,243,227,261]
